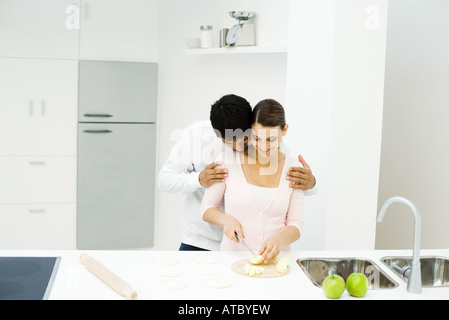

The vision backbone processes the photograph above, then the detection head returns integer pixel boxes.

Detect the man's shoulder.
[178,120,215,141]
[183,119,212,133]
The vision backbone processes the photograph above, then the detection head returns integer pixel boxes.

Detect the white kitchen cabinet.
[0,58,38,155]
[0,58,78,156]
[0,204,76,249]
[0,0,160,61]
[36,60,78,155]
[0,0,80,59]
[0,57,78,249]
[0,156,76,204]
[79,0,159,62]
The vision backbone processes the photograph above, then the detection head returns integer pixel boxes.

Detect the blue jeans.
[178,243,209,251]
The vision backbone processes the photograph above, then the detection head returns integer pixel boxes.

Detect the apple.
[249,255,264,265]
[346,273,369,297]
[322,274,345,299]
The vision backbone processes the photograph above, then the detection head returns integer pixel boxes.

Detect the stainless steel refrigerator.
[77,60,157,249]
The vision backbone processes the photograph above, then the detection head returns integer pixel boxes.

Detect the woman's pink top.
[200,149,304,251]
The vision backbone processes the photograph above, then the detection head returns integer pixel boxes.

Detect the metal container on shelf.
[219,28,229,47]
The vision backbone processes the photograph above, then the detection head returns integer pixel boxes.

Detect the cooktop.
[0,257,60,300]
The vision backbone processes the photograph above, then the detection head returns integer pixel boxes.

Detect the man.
[158,94,316,251]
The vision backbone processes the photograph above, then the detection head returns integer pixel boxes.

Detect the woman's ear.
[282,124,289,136]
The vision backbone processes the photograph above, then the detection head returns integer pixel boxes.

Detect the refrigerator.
[77,60,157,249]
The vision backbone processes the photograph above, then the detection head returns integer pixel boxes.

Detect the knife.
[234,232,256,256]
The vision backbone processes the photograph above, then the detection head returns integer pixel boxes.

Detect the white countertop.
[1,249,448,300]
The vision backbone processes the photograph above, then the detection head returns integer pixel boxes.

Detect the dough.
[192,254,217,265]
[150,256,179,266]
[154,267,183,278]
[201,278,233,289]
[194,266,222,277]
[158,279,187,291]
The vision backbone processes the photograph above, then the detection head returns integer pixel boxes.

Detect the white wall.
[376,0,449,249]
[155,0,290,250]
[285,0,335,250]
[325,0,388,250]
[286,0,388,250]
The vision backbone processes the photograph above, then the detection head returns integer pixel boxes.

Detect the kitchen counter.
[1,249,448,300]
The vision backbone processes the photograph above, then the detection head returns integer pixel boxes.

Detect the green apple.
[322,274,345,299]
[346,273,369,297]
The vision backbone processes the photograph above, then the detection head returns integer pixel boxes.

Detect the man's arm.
[158,157,202,195]
[158,125,228,194]
[158,126,202,194]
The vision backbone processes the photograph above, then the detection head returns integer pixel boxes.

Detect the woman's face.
[251,122,288,159]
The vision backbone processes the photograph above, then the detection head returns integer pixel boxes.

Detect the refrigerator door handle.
[83,130,112,134]
[83,113,113,118]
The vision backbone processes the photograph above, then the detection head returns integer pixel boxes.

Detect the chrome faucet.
[376,196,422,294]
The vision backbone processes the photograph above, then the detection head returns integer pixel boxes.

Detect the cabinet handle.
[83,2,89,20]
[29,209,46,214]
[29,100,34,116]
[83,114,113,118]
[41,100,46,116]
[28,161,46,166]
[83,130,112,133]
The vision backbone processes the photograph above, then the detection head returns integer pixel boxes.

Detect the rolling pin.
[80,254,137,300]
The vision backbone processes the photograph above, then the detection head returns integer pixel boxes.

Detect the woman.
[201,99,304,262]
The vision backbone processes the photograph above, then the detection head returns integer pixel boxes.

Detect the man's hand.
[199,162,228,188]
[286,155,316,191]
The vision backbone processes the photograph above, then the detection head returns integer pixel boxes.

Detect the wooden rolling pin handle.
[80,254,137,300]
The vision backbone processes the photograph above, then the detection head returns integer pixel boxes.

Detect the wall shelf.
[183,46,287,55]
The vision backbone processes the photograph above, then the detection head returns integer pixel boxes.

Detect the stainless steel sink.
[297,257,399,289]
[381,256,449,287]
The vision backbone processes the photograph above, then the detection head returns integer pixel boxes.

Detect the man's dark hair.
[210,94,252,140]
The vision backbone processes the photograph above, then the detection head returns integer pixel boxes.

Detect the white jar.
[200,25,213,48]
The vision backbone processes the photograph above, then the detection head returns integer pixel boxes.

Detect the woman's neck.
[240,145,286,187]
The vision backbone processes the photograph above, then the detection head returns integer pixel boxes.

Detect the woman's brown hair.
[251,99,286,129]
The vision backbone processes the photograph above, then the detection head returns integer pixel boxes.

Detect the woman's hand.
[259,234,281,263]
[203,208,243,243]
[223,215,244,243]
[259,227,300,262]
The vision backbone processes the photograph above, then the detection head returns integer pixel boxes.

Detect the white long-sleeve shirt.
[158,120,316,250]
[158,120,227,250]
